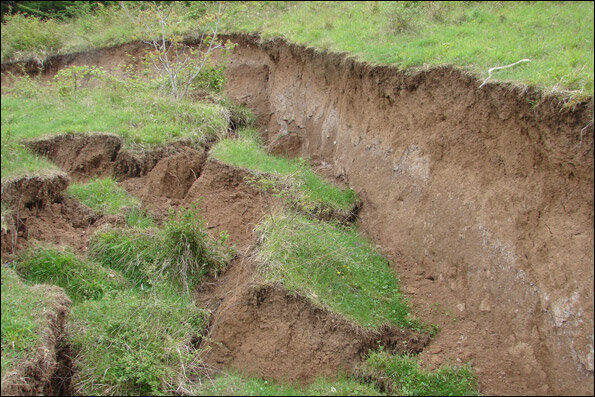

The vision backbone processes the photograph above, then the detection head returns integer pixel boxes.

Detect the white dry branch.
[119,1,227,100]
[479,59,531,88]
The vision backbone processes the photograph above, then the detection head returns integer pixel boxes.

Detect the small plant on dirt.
[161,205,234,291]
[89,205,234,292]
[53,64,106,96]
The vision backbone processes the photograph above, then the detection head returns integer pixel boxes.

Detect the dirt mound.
[198,257,428,383]
[1,173,69,210]
[26,133,122,180]
[1,173,124,259]
[183,158,274,249]
[145,146,207,199]
[113,140,195,179]
[1,284,72,396]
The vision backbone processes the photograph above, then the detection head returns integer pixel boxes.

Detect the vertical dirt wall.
[223,34,594,395]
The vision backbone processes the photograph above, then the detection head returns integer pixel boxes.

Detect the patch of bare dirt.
[1,173,125,260]
[183,158,276,249]
[223,33,594,396]
[197,255,429,384]
[0,284,72,396]
[25,133,122,181]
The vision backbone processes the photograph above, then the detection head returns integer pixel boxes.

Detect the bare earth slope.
[1,34,593,395]
[223,34,594,395]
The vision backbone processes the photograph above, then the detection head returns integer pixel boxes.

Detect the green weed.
[256,213,417,329]
[366,351,479,396]
[89,206,234,292]
[13,245,127,303]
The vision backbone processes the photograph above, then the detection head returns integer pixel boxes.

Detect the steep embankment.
[222,34,594,395]
[1,34,593,395]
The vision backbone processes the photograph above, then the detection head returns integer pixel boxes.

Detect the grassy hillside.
[1,1,593,96]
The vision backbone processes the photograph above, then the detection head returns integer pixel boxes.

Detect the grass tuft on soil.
[256,213,417,330]
[89,206,234,292]
[1,267,56,379]
[65,177,155,227]
[211,136,359,215]
[13,245,127,303]
[364,350,479,396]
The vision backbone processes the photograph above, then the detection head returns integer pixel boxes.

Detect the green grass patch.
[1,69,231,180]
[366,351,479,396]
[192,372,383,396]
[1,267,52,379]
[70,287,209,396]
[1,77,229,147]
[0,139,58,181]
[224,1,594,95]
[65,177,154,227]
[211,136,358,213]
[256,214,416,329]
[89,206,234,291]
[66,177,139,214]
[13,245,127,303]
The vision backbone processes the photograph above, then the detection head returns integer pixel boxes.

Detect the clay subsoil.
[1,34,594,395]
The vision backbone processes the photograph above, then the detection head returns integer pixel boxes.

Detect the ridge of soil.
[24,133,197,182]
[222,34,594,395]
[0,284,72,396]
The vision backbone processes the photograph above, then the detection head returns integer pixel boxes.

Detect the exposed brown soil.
[220,34,594,396]
[1,173,126,261]
[197,262,428,383]
[2,34,594,395]
[0,284,72,396]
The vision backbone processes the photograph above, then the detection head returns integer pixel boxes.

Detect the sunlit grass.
[256,213,418,329]
[224,1,594,95]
